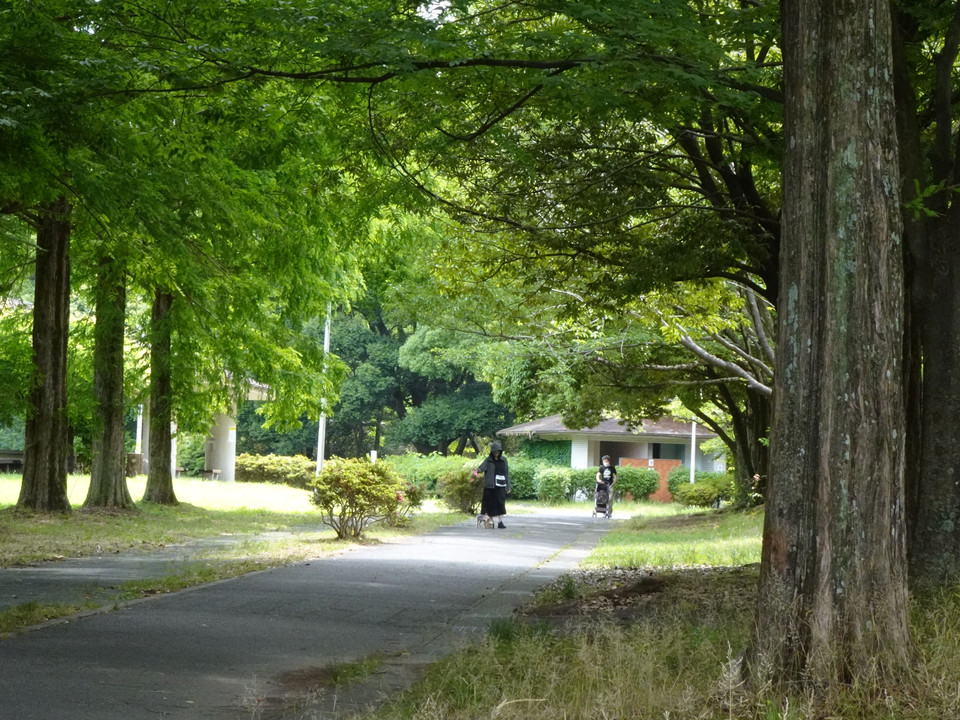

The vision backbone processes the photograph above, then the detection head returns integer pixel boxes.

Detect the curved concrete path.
[0,509,614,719]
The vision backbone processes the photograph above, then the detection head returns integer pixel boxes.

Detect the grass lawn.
[0,474,459,567]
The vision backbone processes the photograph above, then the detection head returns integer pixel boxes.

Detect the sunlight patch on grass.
[585,509,764,569]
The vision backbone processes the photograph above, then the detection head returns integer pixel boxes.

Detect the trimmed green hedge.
[616,466,660,500]
[383,453,471,495]
[235,453,315,489]
[535,466,573,503]
[506,458,539,500]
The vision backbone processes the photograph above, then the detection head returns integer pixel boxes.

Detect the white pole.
[315,307,332,476]
[135,405,143,454]
[689,421,697,483]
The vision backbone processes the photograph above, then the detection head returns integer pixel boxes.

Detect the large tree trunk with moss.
[745,0,910,697]
[142,289,178,505]
[85,255,135,509]
[19,198,72,512]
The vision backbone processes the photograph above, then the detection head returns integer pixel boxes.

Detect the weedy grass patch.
[586,506,764,569]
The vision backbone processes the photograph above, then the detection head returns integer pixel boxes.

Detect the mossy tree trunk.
[142,288,178,505]
[745,0,910,697]
[19,197,72,512]
[85,254,135,509]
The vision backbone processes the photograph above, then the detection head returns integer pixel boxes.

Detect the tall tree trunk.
[142,289,178,505]
[85,255,135,509]
[745,0,910,696]
[907,213,960,587]
[891,4,960,590]
[19,197,71,512]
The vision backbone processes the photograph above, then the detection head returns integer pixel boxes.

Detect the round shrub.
[437,467,484,514]
[672,472,736,507]
[388,478,426,526]
[309,457,406,539]
[616,466,660,500]
[667,466,730,496]
[535,466,573,503]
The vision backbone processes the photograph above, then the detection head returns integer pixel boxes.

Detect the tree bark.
[907,211,960,587]
[142,289,178,505]
[85,255,135,509]
[745,0,910,696]
[890,3,960,590]
[18,197,72,512]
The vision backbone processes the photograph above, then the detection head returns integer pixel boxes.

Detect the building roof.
[498,414,716,440]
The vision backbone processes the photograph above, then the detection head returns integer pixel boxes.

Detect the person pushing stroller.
[594,455,617,518]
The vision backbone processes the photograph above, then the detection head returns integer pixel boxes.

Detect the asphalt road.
[0,509,613,720]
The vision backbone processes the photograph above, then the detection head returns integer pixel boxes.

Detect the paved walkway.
[0,510,614,720]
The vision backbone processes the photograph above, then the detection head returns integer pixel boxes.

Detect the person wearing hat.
[476,441,511,528]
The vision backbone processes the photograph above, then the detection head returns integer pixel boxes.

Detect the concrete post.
[139,403,151,475]
[206,410,237,482]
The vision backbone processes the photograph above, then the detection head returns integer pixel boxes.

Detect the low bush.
[672,473,736,508]
[617,466,660,500]
[535,466,573,503]
[437,467,484,514]
[383,453,470,495]
[388,479,426,526]
[235,453,315,489]
[570,468,597,498]
[667,466,731,497]
[309,457,406,539]
[506,458,540,500]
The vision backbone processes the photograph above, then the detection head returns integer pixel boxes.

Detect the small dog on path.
[476,514,495,529]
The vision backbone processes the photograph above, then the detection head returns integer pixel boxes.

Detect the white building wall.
[571,437,590,469]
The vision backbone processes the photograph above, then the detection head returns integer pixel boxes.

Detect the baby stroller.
[592,483,612,518]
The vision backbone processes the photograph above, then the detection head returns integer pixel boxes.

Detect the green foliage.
[390,479,425,527]
[506,458,540,500]
[617,467,660,500]
[235,453,316,490]
[382,453,469,495]
[667,465,714,496]
[309,457,406,539]
[436,467,484,514]
[176,433,207,477]
[236,402,318,458]
[570,468,598,498]
[517,440,571,467]
[391,381,511,454]
[535,466,573,503]
[671,472,735,508]
[0,417,24,451]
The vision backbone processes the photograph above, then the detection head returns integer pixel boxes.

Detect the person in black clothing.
[476,441,511,528]
[595,455,617,517]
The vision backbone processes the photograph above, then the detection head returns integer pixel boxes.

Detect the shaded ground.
[519,564,759,630]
